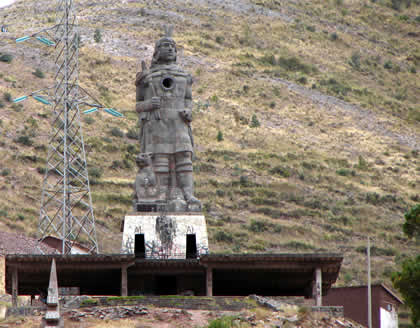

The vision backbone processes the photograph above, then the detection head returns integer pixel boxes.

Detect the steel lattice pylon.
[38,0,98,254]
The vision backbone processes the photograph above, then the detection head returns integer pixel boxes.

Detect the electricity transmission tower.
[14,0,123,254]
[37,0,99,254]
[14,0,125,254]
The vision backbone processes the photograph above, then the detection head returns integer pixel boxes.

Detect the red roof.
[0,231,57,255]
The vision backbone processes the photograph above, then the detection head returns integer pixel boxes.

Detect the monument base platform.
[121,213,209,259]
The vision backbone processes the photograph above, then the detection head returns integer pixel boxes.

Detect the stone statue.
[134,26,201,212]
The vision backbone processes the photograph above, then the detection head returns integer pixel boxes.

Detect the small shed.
[323,284,403,328]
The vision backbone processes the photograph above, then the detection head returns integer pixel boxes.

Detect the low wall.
[78,296,255,311]
[312,306,344,317]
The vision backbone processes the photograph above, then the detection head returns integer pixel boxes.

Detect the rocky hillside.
[0,0,419,291]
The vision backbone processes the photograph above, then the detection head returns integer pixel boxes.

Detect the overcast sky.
[0,0,15,9]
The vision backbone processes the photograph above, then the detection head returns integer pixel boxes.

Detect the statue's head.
[152,25,177,65]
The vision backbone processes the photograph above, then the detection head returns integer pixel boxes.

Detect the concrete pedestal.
[121,213,209,259]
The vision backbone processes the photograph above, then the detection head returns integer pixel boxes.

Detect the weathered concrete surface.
[121,214,208,258]
[0,256,4,294]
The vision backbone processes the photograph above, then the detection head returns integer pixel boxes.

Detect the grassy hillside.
[0,0,419,291]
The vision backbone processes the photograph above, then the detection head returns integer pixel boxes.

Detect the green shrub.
[3,92,12,102]
[0,101,3,108]
[215,35,225,44]
[306,25,316,32]
[251,197,278,206]
[297,76,307,84]
[260,53,277,66]
[239,175,251,187]
[88,167,103,179]
[336,168,355,176]
[216,189,225,197]
[80,298,98,306]
[320,78,351,96]
[0,54,13,63]
[126,128,138,140]
[217,130,224,142]
[83,116,95,125]
[250,114,260,128]
[248,219,268,233]
[214,230,233,243]
[384,60,393,69]
[356,245,396,256]
[94,28,102,43]
[349,52,361,69]
[269,165,291,177]
[284,241,315,250]
[330,32,338,41]
[1,168,10,176]
[32,68,45,78]
[277,56,315,74]
[207,316,237,328]
[110,127,124,137]
[15,135,33,146]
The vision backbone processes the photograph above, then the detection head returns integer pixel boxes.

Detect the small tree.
[392,203,420,327]
[32,68,45,78]
[3,92,12,102]
[250,114,260,128]
[217,130,223,142]
[403,204,420,239]
[94,28,102,43]
[392,255,420,327]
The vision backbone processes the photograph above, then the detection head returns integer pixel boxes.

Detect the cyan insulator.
[33,95,51,105]
[13,96,28,103]
[83,107,98,114]
[16,36,31,43]
[104,108,124,117]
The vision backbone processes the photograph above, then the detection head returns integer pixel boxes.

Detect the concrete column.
[313,267,322,306]
[12,267,18,307]
[206,267,213,297]
[121,265,128,296]
[0,256,5,294]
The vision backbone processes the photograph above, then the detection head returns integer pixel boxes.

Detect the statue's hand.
[180,109,192,123]
[151,97,161,110]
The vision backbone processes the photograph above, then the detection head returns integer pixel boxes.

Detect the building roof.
[40,236,91,254]
[0,231,57,255]
[329,284,403,304]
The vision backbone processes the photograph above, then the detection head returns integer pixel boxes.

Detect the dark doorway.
[186,234,197,259]
[156,276,177,295]
[135,234,145,258]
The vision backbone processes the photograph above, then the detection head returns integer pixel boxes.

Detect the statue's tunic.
[137,64,193,155]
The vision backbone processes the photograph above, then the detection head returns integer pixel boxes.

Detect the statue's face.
[157,41,176,63]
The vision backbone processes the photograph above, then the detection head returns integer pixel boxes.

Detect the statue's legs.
[175,152,201,207]
[154,154,170,201]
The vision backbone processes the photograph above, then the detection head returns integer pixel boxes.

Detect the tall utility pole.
[367,236,372,328]
[38,0,98,254]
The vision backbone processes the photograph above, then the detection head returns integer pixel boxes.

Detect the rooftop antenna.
[14,0,123,254]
